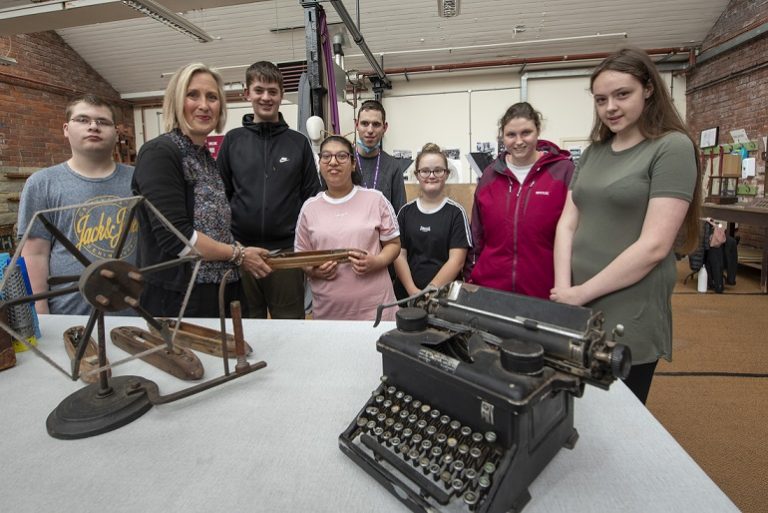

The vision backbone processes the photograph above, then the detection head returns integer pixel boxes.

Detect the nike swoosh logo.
[279,157,289,163]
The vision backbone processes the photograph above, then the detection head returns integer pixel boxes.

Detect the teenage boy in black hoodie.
[218,61,320,318]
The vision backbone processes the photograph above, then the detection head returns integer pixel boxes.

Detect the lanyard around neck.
[355,149,381,190]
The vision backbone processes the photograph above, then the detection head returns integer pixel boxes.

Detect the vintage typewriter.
[339,282,631,513]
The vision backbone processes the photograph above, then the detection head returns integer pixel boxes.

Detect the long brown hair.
[589,47,701,254]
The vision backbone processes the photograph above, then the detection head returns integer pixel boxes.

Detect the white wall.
[133,68,688,183]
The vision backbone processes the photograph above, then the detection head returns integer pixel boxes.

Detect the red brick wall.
[0,31,134,225]
[687,0,768,249]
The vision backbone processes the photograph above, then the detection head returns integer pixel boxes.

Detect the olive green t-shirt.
[570,131,696,363]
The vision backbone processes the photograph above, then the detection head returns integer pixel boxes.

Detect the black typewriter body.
[339,282,631,513]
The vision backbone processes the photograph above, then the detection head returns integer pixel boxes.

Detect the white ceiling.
[1,0,730,97]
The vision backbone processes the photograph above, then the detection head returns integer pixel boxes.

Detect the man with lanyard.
[354,100,407,213]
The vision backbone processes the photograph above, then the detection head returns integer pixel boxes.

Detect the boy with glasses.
[218,61,320,319]
[17,94,138,314]
[354,100,408,213]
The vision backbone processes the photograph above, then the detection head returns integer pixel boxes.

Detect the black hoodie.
[218,112,320,249]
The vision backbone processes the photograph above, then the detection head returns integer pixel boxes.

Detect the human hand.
[307,260,337,280]
[242,246,272,278]
[549,285,588,306]
[348,249,375,275]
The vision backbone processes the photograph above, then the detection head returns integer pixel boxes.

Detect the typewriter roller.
[339,282,631,513]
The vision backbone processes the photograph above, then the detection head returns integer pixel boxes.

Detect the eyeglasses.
[416,167,447,178]
[69,116,115,128]
[319,151,352,163]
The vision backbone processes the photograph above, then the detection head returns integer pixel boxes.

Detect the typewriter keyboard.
[352,384,503,510]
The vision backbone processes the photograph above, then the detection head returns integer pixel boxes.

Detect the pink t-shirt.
[295,187,400,321]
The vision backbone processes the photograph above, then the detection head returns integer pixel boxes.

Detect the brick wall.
[687,0,768,249]
[0,31,134,227]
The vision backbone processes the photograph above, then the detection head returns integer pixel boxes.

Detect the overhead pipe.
[357,47,694,78]
[327,0,391,91]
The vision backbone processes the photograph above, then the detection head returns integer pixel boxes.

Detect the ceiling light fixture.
[438,0,460,18]
[120,0,214,43]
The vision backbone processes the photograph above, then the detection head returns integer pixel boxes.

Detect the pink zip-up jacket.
[464,140,574,298]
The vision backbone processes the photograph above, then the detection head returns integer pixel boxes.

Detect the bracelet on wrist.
[230,241,245,267]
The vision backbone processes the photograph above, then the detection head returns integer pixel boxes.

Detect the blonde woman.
[132,62,271,317]
[393,143,471,299]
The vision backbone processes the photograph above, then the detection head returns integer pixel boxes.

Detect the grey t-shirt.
[570,132,696,363]
[17,162,138,314]
[356,150,409,213]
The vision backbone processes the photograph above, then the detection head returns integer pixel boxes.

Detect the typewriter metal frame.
[339,282,630,513]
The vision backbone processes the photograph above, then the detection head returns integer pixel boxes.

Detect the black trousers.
[140,280,242,318]
[705,235,738,292]
[622,360,659,404]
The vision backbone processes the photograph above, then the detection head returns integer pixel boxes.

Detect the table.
[701,202,768,293]
[0,315,738,513]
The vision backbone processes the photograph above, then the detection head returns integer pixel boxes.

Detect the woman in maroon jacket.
[464,102,574,299]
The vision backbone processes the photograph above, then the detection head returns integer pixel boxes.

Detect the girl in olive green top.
[550,47,701,404]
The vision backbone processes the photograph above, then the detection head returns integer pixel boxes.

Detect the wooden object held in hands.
[265,249,364,270]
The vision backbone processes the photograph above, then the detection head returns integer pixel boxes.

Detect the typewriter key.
[390,404,400,414]
[484,431,497,444]
[464,468,478,481]
[377,413,386,423]
[365,406,378,416]
[439,415,450,425]
[402,428,413,438]
[399,409,409,419]
[431,446,442,458]
[452,460,465,472]
[386,386,396,395]
[403,395,412,404]
[408,448,420,462]
[449,420,461,431]
[395,390,404,400]
[428,463,441,477]
[373,427,384,437]
[411,400,422,409]
[384,417,395,428]
[383,399,392,409]
[460,426,472,438]
[446,437,458,448]
[393,422,403,433]
[407,414,418,424]
[436,433,448,444]
[419,457,430,471]
[412,434,423,445]
[482,462,497,475]
[420,439,432,451]
[420,404,431,415]
[381,431,392,442]
[458,444,470,455]
[416,419,428,431]
[469,447,482,459]
[478,475,491,490]
[390,437,401,447]
[440,471,452,485]
[366,420,376,431]
[356,417,368,428]
[430,409,440,420]
[463,491,479,506]
[426,425,437,436]
[471,432,483,444]
[451,479,464,492]
[442,453,454,464]
[399,443,410,455]
[375,395,385,404]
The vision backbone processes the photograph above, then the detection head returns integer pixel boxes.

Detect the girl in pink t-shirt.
[295,136,400,320]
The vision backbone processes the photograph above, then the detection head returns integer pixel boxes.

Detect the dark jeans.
[140,280,242,318]
[705,235,739,292]
[240,268,305,319]
[622,360,659,404]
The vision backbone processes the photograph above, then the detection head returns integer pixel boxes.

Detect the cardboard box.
[721,154,741,177]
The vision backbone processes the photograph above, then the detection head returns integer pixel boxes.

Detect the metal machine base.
[46,375,154,440]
